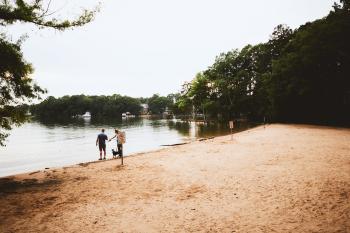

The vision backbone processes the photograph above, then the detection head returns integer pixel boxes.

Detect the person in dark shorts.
[96,129,108,160]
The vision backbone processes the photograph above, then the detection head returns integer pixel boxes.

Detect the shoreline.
[0,128,240,179]
[1,124,349,232]
[0,135,214,179]
[0,117,256,178]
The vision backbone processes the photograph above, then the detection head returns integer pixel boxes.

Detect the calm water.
[0,118,251,177]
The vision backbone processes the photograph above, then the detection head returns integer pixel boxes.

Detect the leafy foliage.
[31,93,179,120]
[147,94,173,115]
[0,0,99,29]
[176,2,350,125]
[0,34,45,146]
[0,0,98,145]
[31,95,142,119]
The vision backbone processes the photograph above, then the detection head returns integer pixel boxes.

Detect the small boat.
[82,112,91,119]
[122,112,135,118]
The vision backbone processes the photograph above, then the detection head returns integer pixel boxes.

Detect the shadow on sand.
[0,177,61,195]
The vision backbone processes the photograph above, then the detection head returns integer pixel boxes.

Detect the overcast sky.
[9,0,338,98]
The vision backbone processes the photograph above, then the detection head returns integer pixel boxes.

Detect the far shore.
[0,124,349,233]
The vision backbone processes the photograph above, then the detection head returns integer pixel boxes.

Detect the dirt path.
[0,124,349,233]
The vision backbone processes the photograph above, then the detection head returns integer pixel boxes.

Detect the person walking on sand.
[109,129,124,159]
[96,129,108,160]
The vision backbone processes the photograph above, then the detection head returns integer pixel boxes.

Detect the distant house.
[140,104,149,115]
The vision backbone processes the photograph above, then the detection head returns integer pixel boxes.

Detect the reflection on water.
[0,117,254,177]
[167,121,190,137]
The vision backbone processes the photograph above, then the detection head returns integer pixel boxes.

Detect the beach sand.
[0,124,349,233]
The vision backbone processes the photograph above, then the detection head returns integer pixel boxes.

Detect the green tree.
[148,94,173,115]
[186,73,213,119]
[0,34,46,146]
[31,94,142,119]
[268,4,350,123]
[173,86,192,116]
[177,1,350,125]
[0,0,98,145]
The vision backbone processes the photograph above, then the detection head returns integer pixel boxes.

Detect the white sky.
[8,0,338,98]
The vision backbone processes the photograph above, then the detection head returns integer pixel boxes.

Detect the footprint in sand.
[176,185,207,201]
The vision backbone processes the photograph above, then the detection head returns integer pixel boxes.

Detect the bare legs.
[99,145,106,160]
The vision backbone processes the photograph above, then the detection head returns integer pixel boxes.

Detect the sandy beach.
[0,124,349,233]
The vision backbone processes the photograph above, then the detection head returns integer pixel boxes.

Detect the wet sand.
[0,124,349,233]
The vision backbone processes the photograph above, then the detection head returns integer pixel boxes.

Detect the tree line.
[174,1,350,125]
[30,94,176,119]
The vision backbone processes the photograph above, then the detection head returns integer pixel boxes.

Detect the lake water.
[0,118,252,177]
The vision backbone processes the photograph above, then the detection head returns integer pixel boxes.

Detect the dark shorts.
[99,144,106,151]
[117,144,123,156]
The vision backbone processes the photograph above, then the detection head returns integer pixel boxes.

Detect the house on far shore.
[140,104,149,115]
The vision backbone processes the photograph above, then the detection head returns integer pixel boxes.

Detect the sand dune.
[0,124,349,233]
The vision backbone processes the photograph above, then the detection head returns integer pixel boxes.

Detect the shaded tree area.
[269,3,350,124]
[176,1,350,125]
[31,95,142,120]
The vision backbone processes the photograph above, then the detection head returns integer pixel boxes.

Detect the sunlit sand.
[0,124,349,232]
